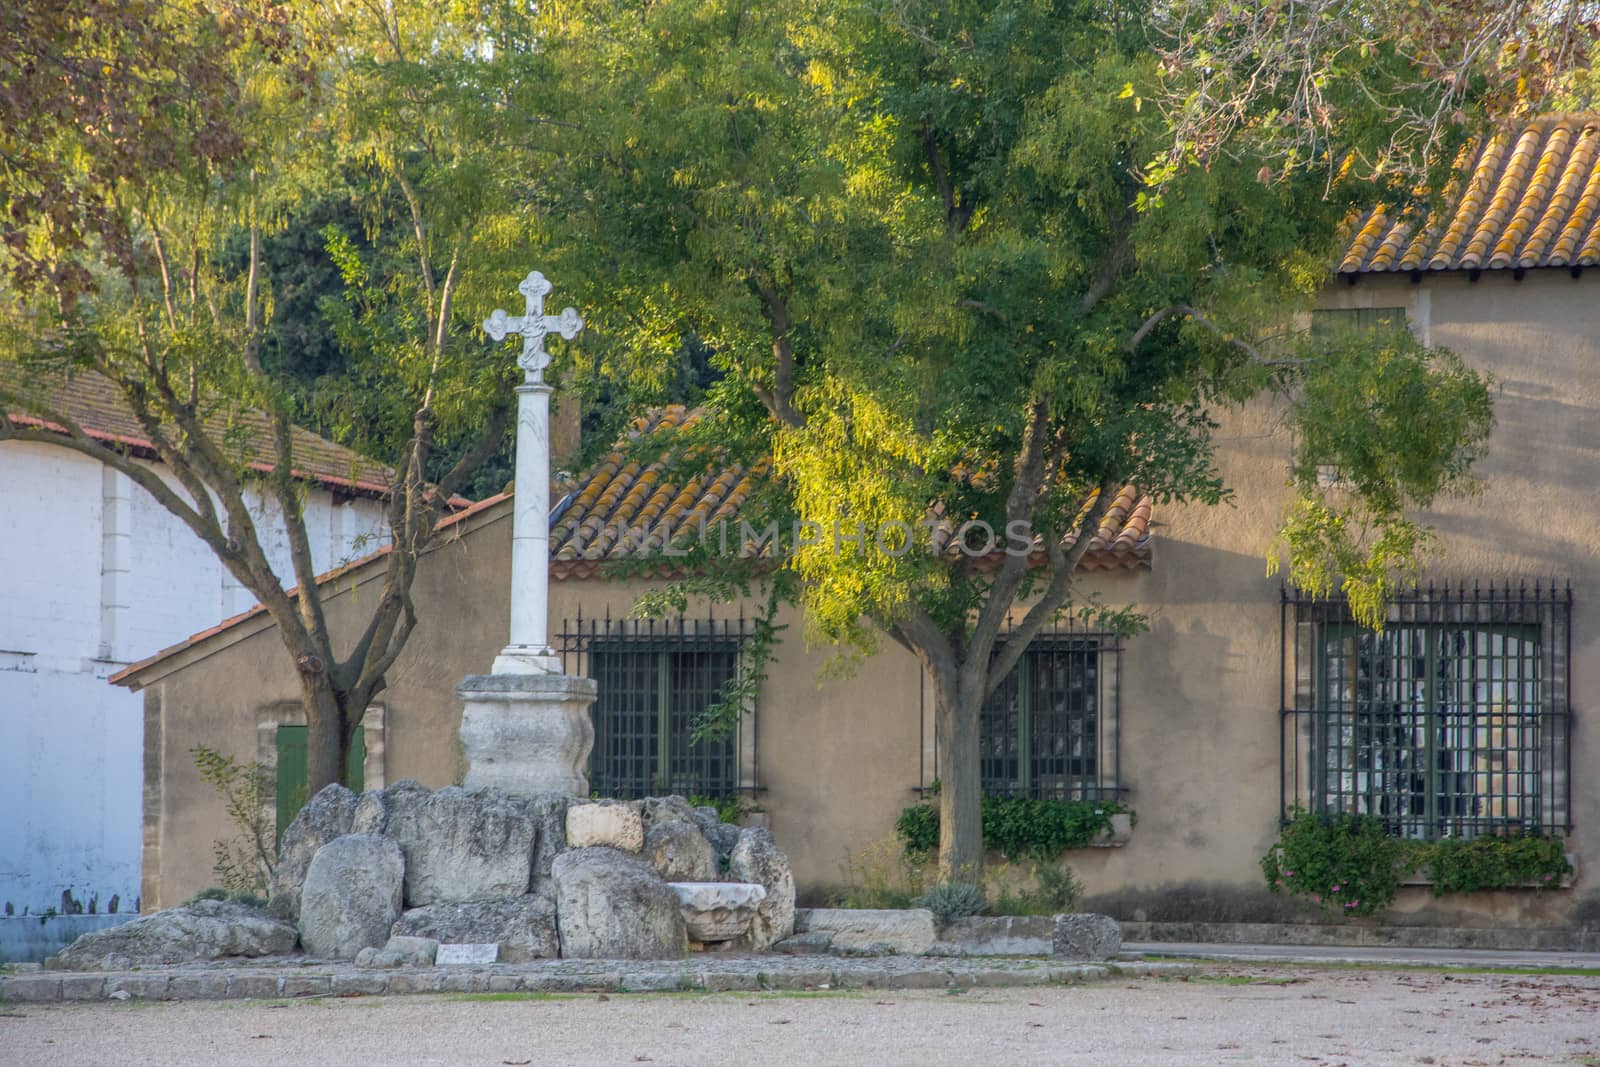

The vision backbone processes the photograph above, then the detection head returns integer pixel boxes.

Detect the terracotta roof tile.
[550,407,1152,573]
[1339,115,1600,274]
[2,367,393,496]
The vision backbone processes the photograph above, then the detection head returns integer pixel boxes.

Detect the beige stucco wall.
[134,268,1599,926]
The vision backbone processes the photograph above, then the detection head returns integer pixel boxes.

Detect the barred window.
[1310,306,1408,338]
[1281,583,1572,839]
[980,635,1121,802]
[561,613,752,801]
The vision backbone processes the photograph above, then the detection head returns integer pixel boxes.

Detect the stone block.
[772,932,834,955]
[227,974,282,999]
[58,975,107,1000]
[438,971,493,993]
[645,819,718,882]
[167,974,230,1000]
[384,972,443,995]
[666,882,766,943]
[391,895,558,962]
[552,847,687,960]
[760,968,833,990]
[457,672,597,796]
[729,828,796,950]
[383,786,540,906]
[105,975,171,1000]
[383,935,440,966]
[565,802,644,852]
[931,915,1054,957]
[269,783,358,920]
[281,975,333,998]
[794,908,937,956]
[2,976,61,1002]
[1051,913,1121,961]
[889,968,957,989]
[47,900,297,970]
[299,833,405,960]
[973,966,1048,987]
[639,795,698,831]
[333,974,390,996]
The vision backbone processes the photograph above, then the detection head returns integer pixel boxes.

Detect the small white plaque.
[435,942,499,966]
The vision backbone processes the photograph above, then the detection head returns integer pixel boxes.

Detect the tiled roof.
[1340,115,1600,273]
[548,405,1152,577]
[1,366,393,496]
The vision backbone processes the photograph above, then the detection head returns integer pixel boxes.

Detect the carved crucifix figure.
[484,270,584,385]
[483,271,584,673]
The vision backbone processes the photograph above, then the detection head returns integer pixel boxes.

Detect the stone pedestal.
[457,673,597,796]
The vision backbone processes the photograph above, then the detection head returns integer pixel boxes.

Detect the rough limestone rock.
[1052,913,1122,961]
[299,833,405,960]
[728,827,796,949]
[565,801,644,853]
[350,790,388,834]
[47,900,297,971]
[639,795,698,831]
[268,782,358,920]
[355,935,439,969]
[527,792,571,886]
[794,908,936,955]
[383,785,538,906]
[390,895,559,962]
[551,847,688,960]
[644,818,718,882]
[691,807,742,863]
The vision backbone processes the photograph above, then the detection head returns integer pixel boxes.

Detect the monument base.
[457,672,597,796]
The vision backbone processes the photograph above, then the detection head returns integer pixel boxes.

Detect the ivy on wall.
[897,796,1132,862]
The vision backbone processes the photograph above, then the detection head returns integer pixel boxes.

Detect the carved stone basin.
[666,882,768,943]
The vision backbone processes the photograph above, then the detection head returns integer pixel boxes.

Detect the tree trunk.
[934,672,985,883]
[299,669,353,795]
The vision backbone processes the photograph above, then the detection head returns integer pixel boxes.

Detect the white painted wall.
[0,440,388,917]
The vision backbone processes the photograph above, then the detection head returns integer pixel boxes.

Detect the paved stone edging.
[0,956,1195,1004]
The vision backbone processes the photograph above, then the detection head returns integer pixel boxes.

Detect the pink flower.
[1331,885,1341,892]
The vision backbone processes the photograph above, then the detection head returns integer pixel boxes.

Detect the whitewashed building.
[0,372,391,958]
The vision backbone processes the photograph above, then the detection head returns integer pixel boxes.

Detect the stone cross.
[484,271,583,674]
[484,270,584,385]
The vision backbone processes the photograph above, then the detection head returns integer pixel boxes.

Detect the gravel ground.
[3,965,1598,1066]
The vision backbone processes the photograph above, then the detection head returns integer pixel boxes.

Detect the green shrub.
[183,887,269,909]
[688,794,747,825]
[1262,810,1572,918]
[913,882,987,926]
[828,837,930,909]
[1261,810,1402,918]
[989,862,1083,916]
[1404,834,1572,895]
[897,796,1130,861]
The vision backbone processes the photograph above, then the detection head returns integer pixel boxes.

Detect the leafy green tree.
[0,0,544,794]
[525,0,1570,877]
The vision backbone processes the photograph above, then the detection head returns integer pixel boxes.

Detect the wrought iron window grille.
[974,617,1125,804]
[1279,581,1573,840]
[558,606,759,802]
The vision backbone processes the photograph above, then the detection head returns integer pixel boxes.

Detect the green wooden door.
[275,725,365,844]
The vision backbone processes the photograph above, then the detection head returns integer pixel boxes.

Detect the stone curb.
[0,958,1195,1004]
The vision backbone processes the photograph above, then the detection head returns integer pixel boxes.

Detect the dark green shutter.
[275,725,365,844]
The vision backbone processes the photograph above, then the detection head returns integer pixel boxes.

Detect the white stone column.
[494,381,558,673]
